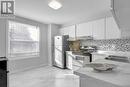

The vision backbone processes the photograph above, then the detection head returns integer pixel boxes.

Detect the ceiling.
[15,0,111,25]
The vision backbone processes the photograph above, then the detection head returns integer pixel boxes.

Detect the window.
[8,21,40,58]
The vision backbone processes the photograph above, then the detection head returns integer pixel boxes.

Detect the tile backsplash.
[81,39,130,52]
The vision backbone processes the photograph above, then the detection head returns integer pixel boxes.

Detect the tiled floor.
[9,66,79,87]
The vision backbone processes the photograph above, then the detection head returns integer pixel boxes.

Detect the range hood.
[67,36,93,41]
[111,0,130,38]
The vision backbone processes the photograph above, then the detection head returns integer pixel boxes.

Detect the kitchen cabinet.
[60,17,121,40]
[74,57,130,87]
[66,51,83,70]
[72,58,83,71]
[92,18,105,40]
[59,25,75,38]
[66,51,91,70]
[66,51,73,69]
[77,21,93,37]
[79,75,119,87]
[106,17,121,39]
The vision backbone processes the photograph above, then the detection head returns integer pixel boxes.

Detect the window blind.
[8,21,40,58]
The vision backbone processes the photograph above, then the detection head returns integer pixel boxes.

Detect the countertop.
[67,50,130,57]
[74,59,130,87]
[92,50,130,58]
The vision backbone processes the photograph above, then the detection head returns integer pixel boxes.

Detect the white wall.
[121,30,130,39]
[0,16,49,74]
[48,24,60,66]
[0,19,6,57]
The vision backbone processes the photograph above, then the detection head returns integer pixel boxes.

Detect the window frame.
[6,20,41,60]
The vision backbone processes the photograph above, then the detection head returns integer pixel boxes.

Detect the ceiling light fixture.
[48,0,62,10]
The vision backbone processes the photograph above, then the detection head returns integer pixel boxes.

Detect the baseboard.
[9,64,48,75]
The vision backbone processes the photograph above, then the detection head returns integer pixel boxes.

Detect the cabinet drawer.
[73,59,83,67]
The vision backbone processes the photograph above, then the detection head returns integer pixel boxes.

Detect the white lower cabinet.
[66,51,73,69]
[72,59,83,71]
[80,76,119,87]
[66,51,82,70]
[66,51,91,71]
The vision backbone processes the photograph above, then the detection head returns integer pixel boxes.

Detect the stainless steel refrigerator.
[54,35,69,69]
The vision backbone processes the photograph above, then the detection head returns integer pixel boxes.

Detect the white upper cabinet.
[92,18,105,40]
[59,17,121,40]
[77,21,93,37]
[60,25,75,38]
[106,17,121,39]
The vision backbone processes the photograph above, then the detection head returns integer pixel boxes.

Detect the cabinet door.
[106,17,121,39]
[59,25,75,38]
[66,51,73,69]
[80,77,119,87]
[93,18,105,40]
[77,21,93,37]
